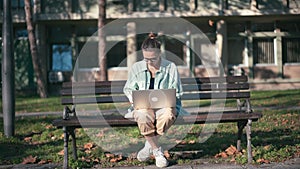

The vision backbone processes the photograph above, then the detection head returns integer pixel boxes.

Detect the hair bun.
[148,32,156,39]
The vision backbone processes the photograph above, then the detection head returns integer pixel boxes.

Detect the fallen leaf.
[81,156,91,162]
[257,158,264,163]
[22,155,37,164]
[109,154,122,163]
[208,20,214,27]
[24,137,32,142]
[164,151,170,158]
[110,158,118,163]
[84,142,94,150]
[96,132,104,138]
[105,153,115,158]
[38,159,47,164]
[188,140,196,144]
[230,157,236,162]
[93,158,100,163]
[263,145,271,150]
[220,152,228,158]
[58,150,64,156]
[180,140,187,145]
[257,158,270,164]
[214,153,220,158]
[175,140,182,144]
[225,145,237,155]
[85,150,92,154]
[45,125,53,129]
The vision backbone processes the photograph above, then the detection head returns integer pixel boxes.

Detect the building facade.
[1,0,300,95]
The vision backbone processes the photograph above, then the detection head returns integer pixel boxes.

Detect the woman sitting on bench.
[123,33,185,168]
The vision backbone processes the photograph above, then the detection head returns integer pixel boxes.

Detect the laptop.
[132,89,176,109]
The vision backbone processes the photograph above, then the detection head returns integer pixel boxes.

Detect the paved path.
[0,158,299,169]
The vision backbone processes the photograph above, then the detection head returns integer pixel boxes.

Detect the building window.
[165,37,185,66]
[283,38,300,64]
[107,40,127,68]
[51,44,72,71]
[12,0,33,9]
[228,38,245,66]
[253,38,275,64]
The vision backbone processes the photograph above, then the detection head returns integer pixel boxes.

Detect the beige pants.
[133,107,177,136]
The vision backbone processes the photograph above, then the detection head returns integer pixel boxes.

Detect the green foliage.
[253,144,300,163]
[69,158,93,169]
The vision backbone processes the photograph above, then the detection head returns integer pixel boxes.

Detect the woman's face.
[142,50,160,67]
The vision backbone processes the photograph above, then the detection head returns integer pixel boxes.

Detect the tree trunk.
[24,0,48,98]
[98,0,107,81]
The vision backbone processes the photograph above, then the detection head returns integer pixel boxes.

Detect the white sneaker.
[137,141,152,162]
[153,147,168,168]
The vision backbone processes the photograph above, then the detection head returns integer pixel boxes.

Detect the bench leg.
[69,128,78,160]
[63,127,69,169]
[237,121,247,152]
[246,119,253,164]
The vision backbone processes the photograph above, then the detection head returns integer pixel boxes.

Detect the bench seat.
[53,111,262,128]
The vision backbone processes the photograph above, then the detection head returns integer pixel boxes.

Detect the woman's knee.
[133,109,155,123]
[156,108,176,121]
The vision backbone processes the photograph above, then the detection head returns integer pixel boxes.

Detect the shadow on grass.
[169,127,299,160]
[0,116,64,164]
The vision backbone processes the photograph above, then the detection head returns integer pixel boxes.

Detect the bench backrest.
[60,75,250,106]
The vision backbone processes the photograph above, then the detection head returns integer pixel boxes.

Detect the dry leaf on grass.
[104,153,123,162]
[22,155,37,164]
[215,145,239,159]
[45,124,53,129]
[81,156,91,163]
[38,159,47,164]
[24,137,32,142]
[164,151,170,158]
[58,150,64,156]
[230,157,236,162]
[84,142,94,150]
[257,158,270,164]
[188,140,196,144]
[105,153,115,158]
[225,145,237,155]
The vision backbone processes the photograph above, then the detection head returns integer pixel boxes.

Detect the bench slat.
[62,76,248,89]
[181,76,248,84]
[62,80,126,88]
[52,111,262,128]
[61,95,130,105]
[61,91,250,105]
[60,83,249,96]
[182,83,249,91]
[61,87,124,96]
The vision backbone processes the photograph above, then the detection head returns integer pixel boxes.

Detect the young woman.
[123,33,185,168]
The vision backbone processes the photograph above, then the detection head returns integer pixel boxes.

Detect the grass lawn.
[0,89,299,168]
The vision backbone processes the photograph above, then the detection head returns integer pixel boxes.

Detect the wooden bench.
[52,75,262,169]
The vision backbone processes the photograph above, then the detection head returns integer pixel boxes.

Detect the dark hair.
[141,33,161,52]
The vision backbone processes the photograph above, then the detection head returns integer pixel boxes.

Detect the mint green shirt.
[123,58,189,116]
